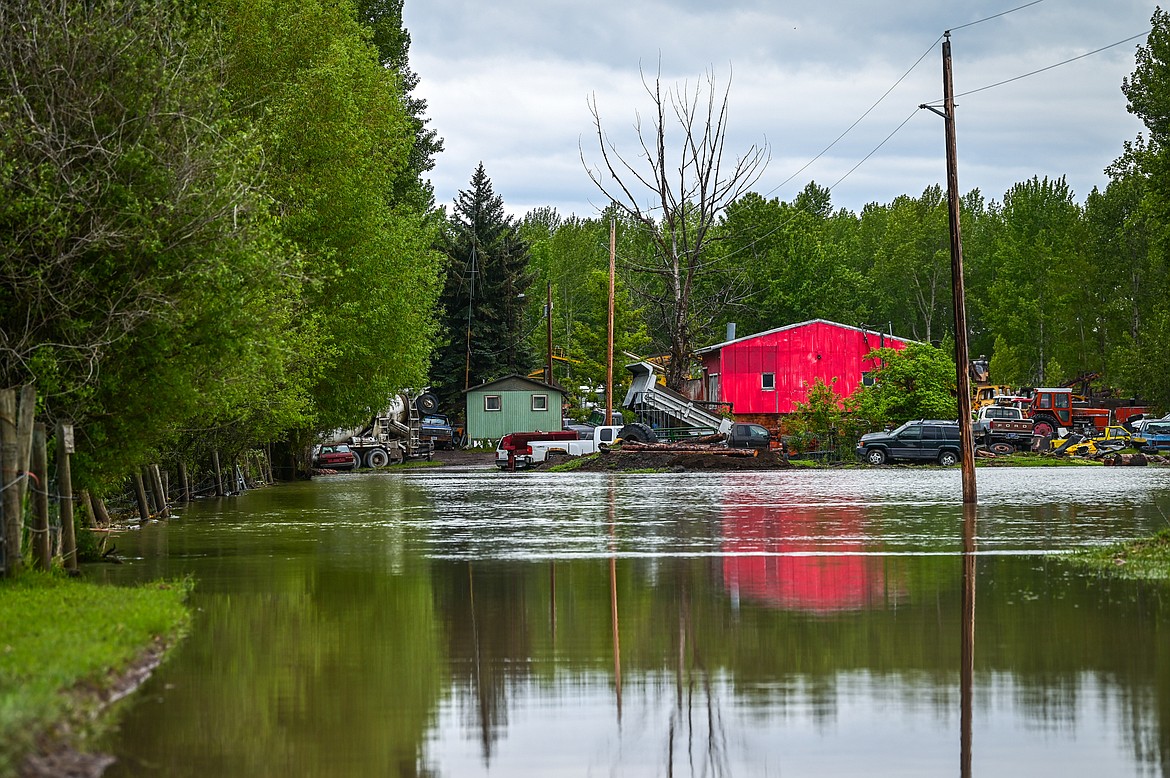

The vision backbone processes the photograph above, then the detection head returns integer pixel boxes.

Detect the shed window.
[484,395,502,412]
[532,394,549,412]
[761,372,775,391]
[861,371,875,387]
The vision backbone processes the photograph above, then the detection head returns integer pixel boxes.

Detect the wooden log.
[0,390,21,577]
[56,420,77,574]
[619,443,758,456]
[31,423,50,570]
[131,471,151,522]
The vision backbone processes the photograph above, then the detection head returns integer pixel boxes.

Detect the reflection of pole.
[549,561,557,644]
[608,476,622,722]
[960,504,977,778]
[921,32,976,504]
[606,217,615,426]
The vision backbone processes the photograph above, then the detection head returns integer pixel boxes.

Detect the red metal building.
[694,319,910,416]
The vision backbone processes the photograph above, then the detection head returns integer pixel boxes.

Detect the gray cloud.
[405,0,1155,217]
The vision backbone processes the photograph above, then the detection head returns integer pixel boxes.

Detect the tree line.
[5,1,1170,500]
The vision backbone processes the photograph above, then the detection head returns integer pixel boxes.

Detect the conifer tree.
[432,165,535,410]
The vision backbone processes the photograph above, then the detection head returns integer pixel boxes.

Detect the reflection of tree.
[432,562,535,763]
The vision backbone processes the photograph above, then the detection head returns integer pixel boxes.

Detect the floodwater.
[93,465,1170,777]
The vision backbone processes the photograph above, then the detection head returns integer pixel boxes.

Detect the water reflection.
[95,468,1170,776]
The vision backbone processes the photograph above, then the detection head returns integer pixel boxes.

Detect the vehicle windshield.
[1145,423,1170,435]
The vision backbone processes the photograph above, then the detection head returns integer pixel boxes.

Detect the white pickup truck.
[496,426,624,469]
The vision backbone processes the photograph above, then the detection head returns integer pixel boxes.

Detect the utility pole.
[921,31,977,504]
[545,281,553,385]
[606,218,616,426]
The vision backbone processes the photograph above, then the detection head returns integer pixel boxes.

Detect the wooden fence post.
[213,450,224,497]
[92,495,111,528]
[80,490,96,529]
[15,385,35,508]
[178,460,190,502]
[56,420,77,574]
[0,390,21,577]
[31,423,50,570]
[131,471,150,523]
[150,464,169,519]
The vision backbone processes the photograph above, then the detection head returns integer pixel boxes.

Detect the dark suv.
[856,420,963,466]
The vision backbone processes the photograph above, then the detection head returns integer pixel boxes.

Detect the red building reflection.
[722,503,901,612]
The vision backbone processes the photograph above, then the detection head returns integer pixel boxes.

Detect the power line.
[951,30,1150,100]
[765,0,1046,201]
[949,0,1045,32]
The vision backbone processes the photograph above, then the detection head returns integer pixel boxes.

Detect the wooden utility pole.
[923,31,977,504]
[606,218,616,426]
[545,281,554,385]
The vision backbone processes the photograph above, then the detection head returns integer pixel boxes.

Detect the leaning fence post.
[56,420,77,574]
[31,423,50,570]
[15,385,35,509]
[150,464,169,519]
[178,460,190,503]
[131,471,150,523]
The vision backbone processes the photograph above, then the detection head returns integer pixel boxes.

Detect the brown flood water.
[93,465,1170,777]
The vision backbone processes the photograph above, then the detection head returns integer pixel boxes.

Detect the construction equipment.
[622,361,733,438]
[324,391,439,467]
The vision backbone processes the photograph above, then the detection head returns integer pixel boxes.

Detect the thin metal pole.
[606,218,616,426]
[942,32,977,504]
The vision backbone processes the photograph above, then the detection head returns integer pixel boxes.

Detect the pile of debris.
[567,442,790,472]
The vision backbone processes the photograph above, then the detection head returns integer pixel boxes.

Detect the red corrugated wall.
[714,321,907,414]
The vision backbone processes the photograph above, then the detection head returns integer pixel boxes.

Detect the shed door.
[707,374,720,403]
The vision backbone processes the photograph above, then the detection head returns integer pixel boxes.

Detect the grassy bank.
[1067,530,1170,581]
[0,572,191,776]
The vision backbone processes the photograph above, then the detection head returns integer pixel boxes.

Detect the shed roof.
[462,374,566,394]
[694,319,914,355]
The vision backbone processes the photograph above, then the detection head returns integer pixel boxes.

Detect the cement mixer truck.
[324,391,444,467]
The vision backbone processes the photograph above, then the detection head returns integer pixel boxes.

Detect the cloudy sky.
[403,1,1157,218]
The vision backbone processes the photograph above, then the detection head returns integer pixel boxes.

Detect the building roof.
[694,319,914,355]
[462,374,566,394]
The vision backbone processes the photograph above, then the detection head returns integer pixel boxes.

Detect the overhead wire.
[763,0,1048,201]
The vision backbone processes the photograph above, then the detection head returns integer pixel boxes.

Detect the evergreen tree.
[432,165,535,411]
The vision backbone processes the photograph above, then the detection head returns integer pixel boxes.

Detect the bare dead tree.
[583,68,769,389]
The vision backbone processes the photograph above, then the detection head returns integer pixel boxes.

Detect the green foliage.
[215,0,442,432]
[430,165,534,411]
[785,377,867,456]
[0,0,308,490]
[0,573,190,775]
[855,343,958,427]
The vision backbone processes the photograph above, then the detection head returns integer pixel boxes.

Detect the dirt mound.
[565,448,791,472]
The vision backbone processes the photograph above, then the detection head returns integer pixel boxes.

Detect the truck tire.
[414,393,439,414]
[937,450,959,467]
[990,442,1015,456]
[351,453,362,470]
[618,422,657,444]
[1032,414,1059,438]
[365,448,390,468]
[865,448,886,465]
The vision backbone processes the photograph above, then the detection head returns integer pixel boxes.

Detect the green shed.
[464,375,566,442]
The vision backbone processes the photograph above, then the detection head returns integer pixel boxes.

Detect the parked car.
[728,422,772,449]
[1136,420,1170,454]
[313,444,360,470]
[856,420,963,466]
